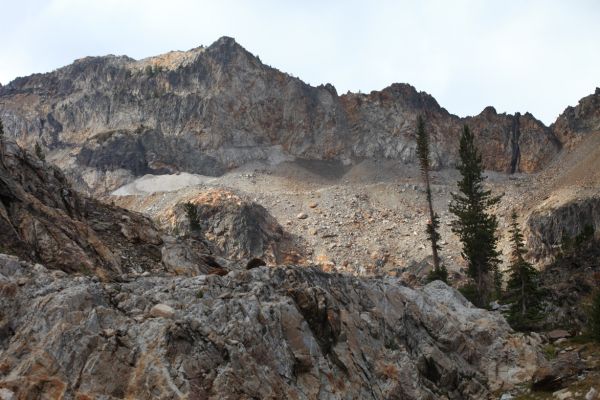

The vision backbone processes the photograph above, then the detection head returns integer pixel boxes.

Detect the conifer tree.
[415,116,448,283]
[184,202,201,233]
[505,211,541,330]
[0,118,5,167]
[35,141,45,161]
[449,125,501,307]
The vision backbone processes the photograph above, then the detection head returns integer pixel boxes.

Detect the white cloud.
[1,0,599,124]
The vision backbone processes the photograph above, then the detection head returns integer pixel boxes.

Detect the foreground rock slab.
[0,254,542,399]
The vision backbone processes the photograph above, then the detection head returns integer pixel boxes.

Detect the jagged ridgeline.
[0,36,582,196]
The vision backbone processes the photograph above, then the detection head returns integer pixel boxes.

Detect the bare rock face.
[0,254,542,399]
[525,194,600,330]
[0,37,566,195]
[526,194,600,263]
[0,141,219,280]
[552,88,600,148]
[535,241,600,330]
[341,87,559,174]
[167,190,305,265]
[463,109,560,174]
[113,187,305,265]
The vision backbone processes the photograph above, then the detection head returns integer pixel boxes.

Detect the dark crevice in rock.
[509,113,521,174]
[288,286,341,355]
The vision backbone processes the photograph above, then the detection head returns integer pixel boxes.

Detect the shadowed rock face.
[535,240,600,331]
[0,36,568,194]
[159,189,305,264]
[526,196,600,263]
[0,255,542,399]
[0,141,222,280]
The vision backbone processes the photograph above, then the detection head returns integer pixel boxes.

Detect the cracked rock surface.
[0,254,542,400]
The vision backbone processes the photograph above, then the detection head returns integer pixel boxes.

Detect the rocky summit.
[0,36,581,195]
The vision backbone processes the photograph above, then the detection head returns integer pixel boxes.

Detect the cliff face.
[552,88,600,148]
[0,37,566,194]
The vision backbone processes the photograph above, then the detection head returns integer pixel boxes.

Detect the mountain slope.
[0,37,565,194]
[0,139,545,399]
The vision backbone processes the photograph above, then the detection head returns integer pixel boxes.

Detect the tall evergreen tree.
[35,141,45,161]
[0,118,5,167]
[415,116,447,283]
[449,125,501,307]
[505,211,541,330]
[184,202,201,233]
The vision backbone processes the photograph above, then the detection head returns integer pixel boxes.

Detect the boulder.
[587,387,599,400]
[547,329,571,340]
[149,304,176,319]
[532,351,584,391]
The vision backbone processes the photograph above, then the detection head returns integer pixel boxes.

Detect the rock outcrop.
[115,187,305,265]
[0,253,543,399]
[526,193,600,263]
[0,37,567,195]
[0,140,221,280]
[535,239,600,331]
[525,193,600,330]
[552,88,600,148]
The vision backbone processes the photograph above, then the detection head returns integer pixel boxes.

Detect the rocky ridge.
[0,36,572,195]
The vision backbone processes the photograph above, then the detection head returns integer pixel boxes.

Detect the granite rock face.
[0,254,542,400]
[0,37,565,194]
[165,190,305,265]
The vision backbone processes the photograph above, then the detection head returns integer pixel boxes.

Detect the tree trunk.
[520,265,526,317]
[424,172,440,270]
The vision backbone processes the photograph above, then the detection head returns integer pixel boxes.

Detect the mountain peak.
[208,36,244,52]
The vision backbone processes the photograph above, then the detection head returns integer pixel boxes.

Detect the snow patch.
[111,173,215,195]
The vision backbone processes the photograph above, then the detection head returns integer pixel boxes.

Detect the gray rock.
[586,387,598,400]
[0,388,15,400]
[547,329,571,340]
[149,303,176,319]
[0,37,564,196]
[0,255,543,399]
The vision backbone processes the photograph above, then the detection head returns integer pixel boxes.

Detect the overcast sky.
[1,0,599,124]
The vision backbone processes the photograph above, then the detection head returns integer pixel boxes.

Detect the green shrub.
[458,284,479,306]
[426,265,449,284]
[542,344,557,360]
[35,142,45,161]
[184,202,201,232]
